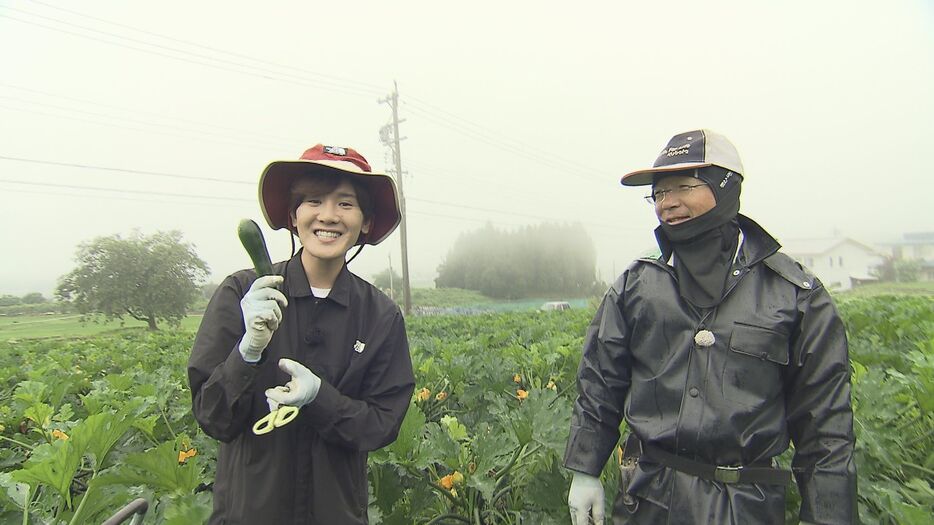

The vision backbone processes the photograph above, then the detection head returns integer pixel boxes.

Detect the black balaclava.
[654,166,743,308]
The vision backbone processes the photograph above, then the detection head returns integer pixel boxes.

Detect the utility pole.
[379,81,412,315]
[388,254,395,302]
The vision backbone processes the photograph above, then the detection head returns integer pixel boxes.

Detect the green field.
[838,280,934,297]
[0,314,203,340]
[0,296,932,524]
[0,286,595,340]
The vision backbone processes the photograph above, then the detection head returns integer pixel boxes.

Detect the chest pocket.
[722,322,789,407]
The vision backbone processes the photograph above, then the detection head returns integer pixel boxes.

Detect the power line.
[22,0,387,94]
[400,102,611,185]
[0,11,381,99]
[0,155,252,185]
[0,155,635,230]
[2,6,615,186]
[0,103,284,153]
[0,180,537,228]
[2,5,613,187]
[0,179,252,203]
[0,186,246,209]
[0,5,383,98]
[0,82,304,145]
[0,95,287,150]
[403,95,615,181]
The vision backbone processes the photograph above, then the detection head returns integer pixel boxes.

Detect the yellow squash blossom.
[435,391,448,401]
[439,471,463,491]
[513,373,522,383]
[415,388,431,402]
[516,389,529,401]
[439,474,454,490]
[178,448,198,464]
[51,429,69,441]
[547,380,557,391]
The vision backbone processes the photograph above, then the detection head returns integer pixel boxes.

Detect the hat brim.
[259,159,401,245]
[620,162,716,186]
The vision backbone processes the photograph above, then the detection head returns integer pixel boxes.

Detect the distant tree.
[56,230,209,330]
[0,295,19,307]
[873,257,922,283]
[894,259,922,282]
[201,282,220,300]
[21,292,47,304]
[372,268,402,301]
[435,222,601,299]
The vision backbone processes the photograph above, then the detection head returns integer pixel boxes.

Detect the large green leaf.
[11,439,82,508]
[94,440,200,496]
[385,399,425,461]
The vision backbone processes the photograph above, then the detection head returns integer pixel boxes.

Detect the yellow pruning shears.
[252,405,299,435]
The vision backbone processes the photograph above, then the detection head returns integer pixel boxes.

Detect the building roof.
[779,237,884,257]
[880,232,934,247]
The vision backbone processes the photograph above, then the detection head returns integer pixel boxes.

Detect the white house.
[780,237,886,291]
[888,232,934,281]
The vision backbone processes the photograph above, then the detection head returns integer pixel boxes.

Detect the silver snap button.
[732,270,741,276]
[689,387,699,397]
[802,281,812,289]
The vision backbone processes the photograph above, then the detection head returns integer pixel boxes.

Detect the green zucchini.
[237,219,274,276]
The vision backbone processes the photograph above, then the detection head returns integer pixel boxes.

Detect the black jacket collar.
[285,250,351,307]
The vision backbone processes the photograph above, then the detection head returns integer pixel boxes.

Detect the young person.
[564,130,857,524]
[188,144,415,525]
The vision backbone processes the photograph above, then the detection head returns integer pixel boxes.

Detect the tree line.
[435,223,604,299]
[29,224,925,330]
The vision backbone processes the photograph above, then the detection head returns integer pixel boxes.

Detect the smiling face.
[289,176,372,268]
[652,173,717,226]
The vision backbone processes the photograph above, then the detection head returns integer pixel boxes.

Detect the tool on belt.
[620,434,792,486]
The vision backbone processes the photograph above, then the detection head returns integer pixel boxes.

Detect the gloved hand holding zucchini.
[237,219,288,362]
[238,276,288,362]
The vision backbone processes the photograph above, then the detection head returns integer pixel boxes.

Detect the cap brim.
[259,160,401,245]
[620,162,715,186]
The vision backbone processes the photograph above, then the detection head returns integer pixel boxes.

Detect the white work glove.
[238,275,288,362]
[568,471,605,525]
[265,358,322,409]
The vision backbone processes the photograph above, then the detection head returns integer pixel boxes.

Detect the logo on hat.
[353,340,366,354]
[323,146,347,156]
[665,142,692,157]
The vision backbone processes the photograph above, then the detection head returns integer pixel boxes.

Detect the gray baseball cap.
[621,129,744,186]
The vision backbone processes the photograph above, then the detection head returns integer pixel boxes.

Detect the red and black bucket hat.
[258,144,401,245]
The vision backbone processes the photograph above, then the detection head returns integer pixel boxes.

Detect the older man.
[564,130,857,524]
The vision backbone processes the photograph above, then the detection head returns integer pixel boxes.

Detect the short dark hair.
[287,171,374,226]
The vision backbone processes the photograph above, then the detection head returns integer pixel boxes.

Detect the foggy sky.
[1,0,932,297]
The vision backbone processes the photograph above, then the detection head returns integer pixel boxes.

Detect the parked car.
[539,301,571,311]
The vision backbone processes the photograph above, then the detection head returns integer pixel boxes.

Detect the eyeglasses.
[644,183,708,205]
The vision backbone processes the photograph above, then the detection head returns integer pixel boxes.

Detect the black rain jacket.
[188,252,415,525]
[564,215,857,524]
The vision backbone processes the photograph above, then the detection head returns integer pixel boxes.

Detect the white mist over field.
[1,0,932,296]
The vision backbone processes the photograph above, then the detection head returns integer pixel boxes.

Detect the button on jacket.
[188,252,415,525]
[564,215,857,524]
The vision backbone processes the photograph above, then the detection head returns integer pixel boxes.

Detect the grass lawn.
[0,314,203,341]
[837,281,934,297]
